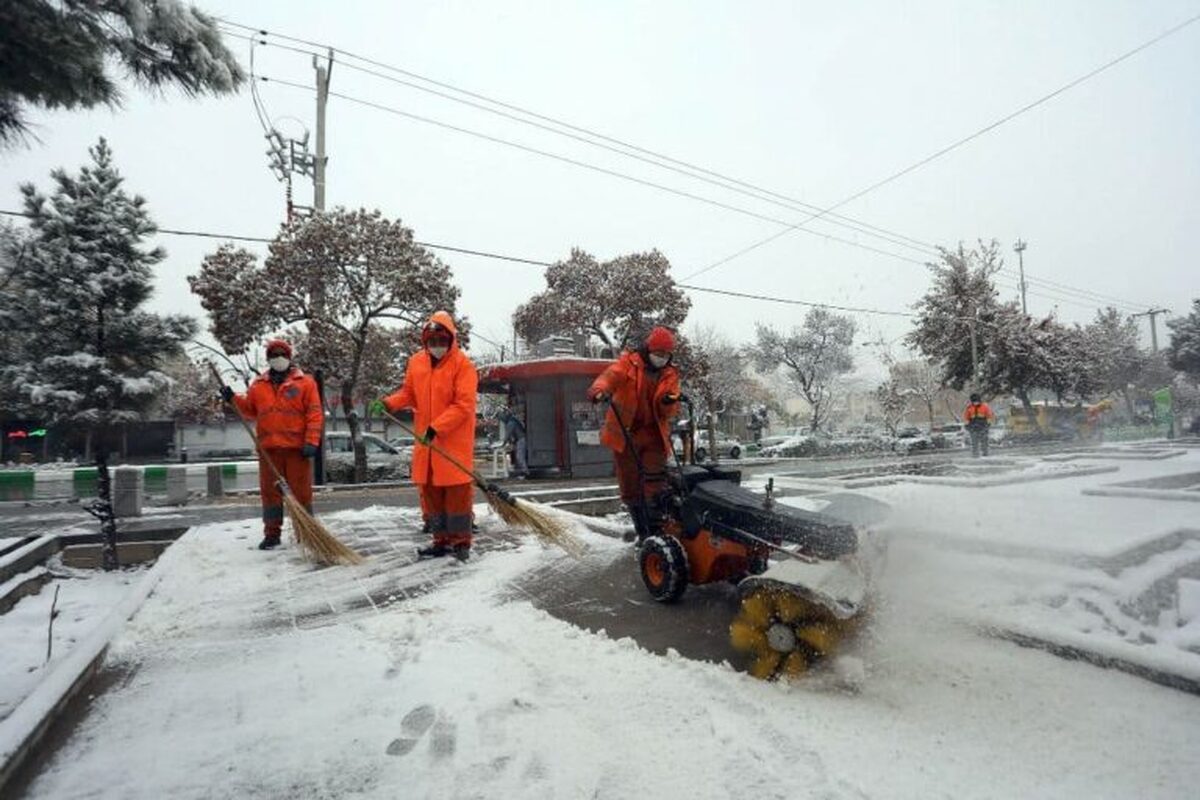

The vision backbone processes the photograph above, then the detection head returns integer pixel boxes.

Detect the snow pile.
[21,500,1200,799]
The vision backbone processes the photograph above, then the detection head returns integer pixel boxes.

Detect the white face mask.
[429,345,448,359]
[268,356,290,372]
[649,353,669,368]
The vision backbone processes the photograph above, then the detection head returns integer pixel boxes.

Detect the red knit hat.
[265,338,293,359]
[645,326,675,352]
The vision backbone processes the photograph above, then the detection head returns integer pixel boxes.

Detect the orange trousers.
[418,482,475,548]
[259,448,313,535]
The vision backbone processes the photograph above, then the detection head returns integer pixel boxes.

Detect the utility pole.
[1013,239,1028,316]
[1133,308,1170,353]
[313,49,333,212]
[969,315,981,388]
[311,49,333,484]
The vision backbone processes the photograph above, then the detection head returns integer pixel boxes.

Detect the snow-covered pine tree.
[0,0,244,144]
[7,139,196,569]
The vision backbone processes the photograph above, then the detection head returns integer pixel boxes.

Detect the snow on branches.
[513,247,690,352]
[754,308,856,433]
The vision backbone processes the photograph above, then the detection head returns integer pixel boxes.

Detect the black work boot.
[258,533,282,550]
[417,544,450,559]
[452,544,471,562]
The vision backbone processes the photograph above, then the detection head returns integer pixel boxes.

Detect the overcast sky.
[2,0,1198,374]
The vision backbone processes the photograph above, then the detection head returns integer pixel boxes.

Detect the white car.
[694,436,742,461]
[931,423,969,449]
[324,432,410,481]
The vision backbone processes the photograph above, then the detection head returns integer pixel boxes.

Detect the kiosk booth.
[479,358,613,479]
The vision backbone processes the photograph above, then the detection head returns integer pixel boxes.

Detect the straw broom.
[380,409,586,558]
[210,365,364,566]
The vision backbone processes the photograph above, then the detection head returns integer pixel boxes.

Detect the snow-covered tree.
[513,247,690,352]
[0,0,243,144]
[684,325,748,456]
[873,377,908,435]
[2,139,195,568]
[890,359,943,430]
[189,208,466,483]
[1167,300,1200,380]
[907,240,1004,390]
[154,354,225,424]
[753,308,856,432]
[1081,308,1148,415]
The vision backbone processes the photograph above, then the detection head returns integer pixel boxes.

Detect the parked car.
[760,432,829,458]
[988,423,1009,446]
[893,427,933,453]
[930,423,969,449]
[324,431,410,482]
[387,434,415,449]
[694,435,742,461]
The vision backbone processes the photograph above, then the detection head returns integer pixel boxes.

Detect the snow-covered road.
[19,447,1200,799]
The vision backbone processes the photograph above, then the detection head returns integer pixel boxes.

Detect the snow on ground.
[20,482,1200,800]
[1,558,148,721]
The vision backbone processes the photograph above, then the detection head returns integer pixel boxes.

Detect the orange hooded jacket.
[233,367,324,451]
[383,311,478,486]
[589,350,681,454]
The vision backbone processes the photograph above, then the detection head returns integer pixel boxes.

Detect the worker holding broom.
[220,339,324,551]
[382,311,479,562]
[588,326,682,543]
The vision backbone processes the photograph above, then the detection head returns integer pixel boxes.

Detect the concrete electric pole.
[1013,239,1028,316]
[1133,308,1171,353]
[313,49,333,212]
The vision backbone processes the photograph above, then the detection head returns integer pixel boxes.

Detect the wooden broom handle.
[378,407,490,491]
[207,362,288,488]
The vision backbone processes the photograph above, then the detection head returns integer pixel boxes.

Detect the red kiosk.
[479,358,613,479]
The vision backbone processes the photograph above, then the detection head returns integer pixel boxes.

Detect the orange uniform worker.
[963,392,996,458]
[587,326,682,543]
[383,311,479,561]
[221,339,324,550]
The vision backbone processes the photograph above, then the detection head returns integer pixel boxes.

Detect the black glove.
[486,482,514,505]
[301,443,318,458]
[219,385,235,403]
[418,427,437,446]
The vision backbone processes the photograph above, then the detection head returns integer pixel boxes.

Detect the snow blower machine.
[612,397,881,680]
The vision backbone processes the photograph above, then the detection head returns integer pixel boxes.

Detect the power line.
[219,26,939,260]
[678,284,916,318]
[254,76,1150,314]
[684,9,1200,282]
[219,20,1166,314]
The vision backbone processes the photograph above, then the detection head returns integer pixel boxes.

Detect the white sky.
[2,0,1198,375]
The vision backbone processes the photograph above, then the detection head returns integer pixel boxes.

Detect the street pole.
[313,49,332,212]
[311,49,333,483]
[1013,239,1028,316]
[1133,308,1170,353]
[970,315,981,388]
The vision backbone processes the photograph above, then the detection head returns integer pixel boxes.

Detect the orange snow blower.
[608,396,874,680]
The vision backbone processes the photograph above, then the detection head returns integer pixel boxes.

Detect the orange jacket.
[963,402,995,425]
[383,312,478,486]
[233,367,324,451]
[589,350,681,454]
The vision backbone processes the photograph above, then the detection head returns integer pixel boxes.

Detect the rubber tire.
[729,446,741,459]
[695,447,708,462]
[639,536,689,603]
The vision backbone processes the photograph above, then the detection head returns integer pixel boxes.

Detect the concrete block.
[165,466,189,505]
[112,467,143,517]
[206,464,224,497]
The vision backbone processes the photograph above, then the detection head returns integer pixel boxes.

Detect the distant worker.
[963,392,996,458]
[221,339,323,550]
[499,406,528,478]
[382,312,478,561]
[587,326,682,543]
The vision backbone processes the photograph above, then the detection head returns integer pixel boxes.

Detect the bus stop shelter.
[479,358,613,479]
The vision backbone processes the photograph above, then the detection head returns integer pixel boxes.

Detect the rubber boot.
[258,533,281,550]
[625,504,648,543]
[452,544,471,562]
[417,544,450,559]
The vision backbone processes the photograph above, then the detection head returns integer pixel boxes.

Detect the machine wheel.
[729,446,741,459]
[694,447,708,462]
[639,536,689,603]
[729,586,853,680]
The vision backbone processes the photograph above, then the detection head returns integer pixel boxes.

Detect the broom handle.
[377,407,491,492]
[207,363,290,492]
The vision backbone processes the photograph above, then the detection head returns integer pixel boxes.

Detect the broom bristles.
[283,492,365,566]
[488,494,587,559]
